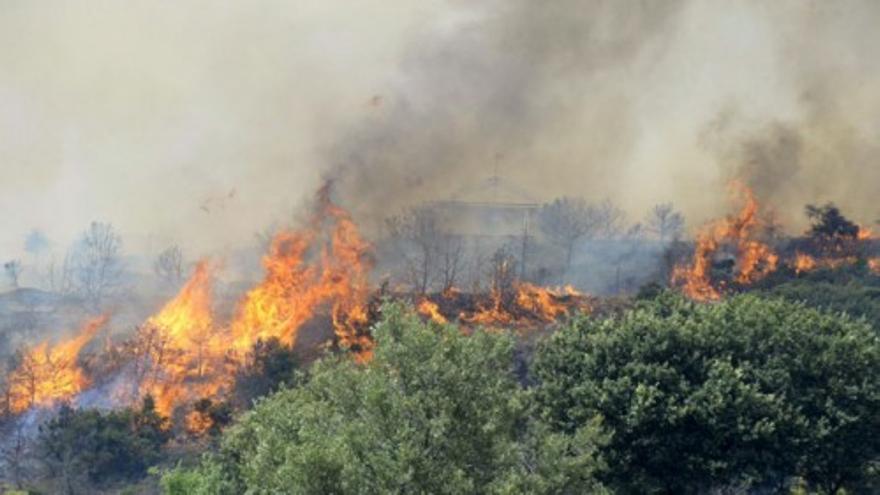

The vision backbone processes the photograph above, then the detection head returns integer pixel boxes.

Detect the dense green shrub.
[232,336,299,407]
[38,396,170,492]
[761,278,880,329]
[533,293,880,494]
[163,303,606,495]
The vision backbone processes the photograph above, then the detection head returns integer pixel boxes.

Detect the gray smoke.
[328,0,880,234]
[327,0,686,229]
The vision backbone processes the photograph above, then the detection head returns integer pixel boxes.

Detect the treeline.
[379,199,685,296]
[162,296,880,494]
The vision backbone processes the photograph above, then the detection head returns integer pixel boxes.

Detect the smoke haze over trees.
[2,1,880,257]
[2,2,880,493]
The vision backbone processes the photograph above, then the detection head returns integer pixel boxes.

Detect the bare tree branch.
[153,245,184,285]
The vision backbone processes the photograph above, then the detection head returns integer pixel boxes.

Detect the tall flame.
[7,315,108,414]
[139,260,227,417]
[231,183,374,361]
[672,181,778,300]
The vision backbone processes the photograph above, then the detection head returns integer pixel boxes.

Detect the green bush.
[532,293,880,494]
[163,303,606,495]
[761,278,880,330]
[38,396,170,491]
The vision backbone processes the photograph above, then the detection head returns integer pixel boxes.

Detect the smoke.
[327,0,686,228]
[1,0,879,257]
[327,0,880,234]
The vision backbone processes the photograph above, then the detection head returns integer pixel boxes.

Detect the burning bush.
[672,184,880,301]
[671,181,778,301]
[5,316,107,414]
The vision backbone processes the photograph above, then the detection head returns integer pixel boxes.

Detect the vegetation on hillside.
[162,297,880,494]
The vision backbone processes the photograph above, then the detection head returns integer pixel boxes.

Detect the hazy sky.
[0,0,449,258]
[2,0,879,264]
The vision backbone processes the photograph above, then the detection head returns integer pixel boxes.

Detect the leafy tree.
[533,293,880,494]
[804,202,865,257]
[38,397,170,493]
[163,303,606,494]
[805,202,860,240]
[232,337,298,406]
[761,277,880,330]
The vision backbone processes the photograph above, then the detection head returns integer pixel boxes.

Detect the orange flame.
[515,283,578,322]
[7,315,108,414]
[417,299,447,324]
[138,260,228,419]
[459,283,590,327]
[793,253,817,274]
[231,184,374,362]
[125,185,374,423]
[858,227,874,241]
[672,181,778,300]
[142,261,230,418]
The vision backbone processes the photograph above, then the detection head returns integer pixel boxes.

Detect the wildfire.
[460,288,515,326]
[458,283,590,327]
[858,227,874,240]
[515,283,582,322]
[231,183,374,362]
[137,260,228,418]
[793,253,817,274]
[417,299,447,324]
[7,316,108,414]
[672,181,778,301]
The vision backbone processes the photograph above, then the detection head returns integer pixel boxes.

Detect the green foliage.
[232,337,298,407]
[160,462,217,495]
[38,396,170,491]
[533,293,880,494]
[163,303,606,494]
[760,274,880,330]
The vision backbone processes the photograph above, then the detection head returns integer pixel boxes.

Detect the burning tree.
[136,260,226,419]
[231,183,374,360]
[672,182,778,301]
[806,203,860,240]
[803,202,869,259]
[6,316,107,414]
